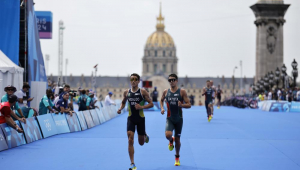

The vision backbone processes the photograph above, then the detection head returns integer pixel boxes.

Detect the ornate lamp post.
[275,67,280,88]
[281,64,287,88]
[291,59,298,87]
[264,74,269,91]
[269,71,274,89]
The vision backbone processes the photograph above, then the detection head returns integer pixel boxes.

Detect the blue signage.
[51,113,70,134]
[0,121,26,148]
[290,102,300,112]
[90,110,100,126]
[76,112,88,131]
[66,113,81,132]
[35,11,52,39]
[83,110,95,129]
[0,128,8,151]
[19,117,42,143]
[36,114,58,138]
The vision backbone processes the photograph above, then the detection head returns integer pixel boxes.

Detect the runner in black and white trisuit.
[202,80,213,122]
[160,74,191,166]
[216,84,223,109]
[117,73,154,170]
[210,80,217,118]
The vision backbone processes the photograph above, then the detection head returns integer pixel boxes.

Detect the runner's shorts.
[127,117,145,136]
[165,117,183,138]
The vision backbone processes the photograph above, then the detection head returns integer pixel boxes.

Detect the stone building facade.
[250,0,290,82]
[142,4,178,77]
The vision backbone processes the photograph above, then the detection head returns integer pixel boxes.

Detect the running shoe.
[129,163,137,170]
[211,115,214,118]
[174,157,180,166]
[145,134,150,143]
[168,136,175,151]
[208,116,212,122]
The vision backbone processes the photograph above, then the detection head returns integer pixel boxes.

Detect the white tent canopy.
[0,50,24,99]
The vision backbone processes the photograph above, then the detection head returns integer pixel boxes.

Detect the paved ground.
[1,106,300,170]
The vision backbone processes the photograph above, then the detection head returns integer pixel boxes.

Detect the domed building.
[142,5,178,77]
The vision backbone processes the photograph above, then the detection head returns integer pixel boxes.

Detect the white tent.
[0,50,24,99]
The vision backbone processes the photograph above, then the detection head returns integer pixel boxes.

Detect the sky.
[34,0,300,78]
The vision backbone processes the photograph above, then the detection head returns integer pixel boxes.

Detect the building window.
[155,51,157,57]
[107,89,109,92]
[114,89,116,92]
[100,89,102,92]
[187,90,190,93]
[169,51,172,57]
[147,64,149,72]
[163,64,166,72]
[154,64,157,74]
[119,95,122,98]
[163,51,165,57]
[193,90,195,93]
[119,89,122,92]
[171,64,173,73]
[148,51,150,56]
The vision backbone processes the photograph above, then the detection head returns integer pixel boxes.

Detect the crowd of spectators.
[0,83,114,133]
[256,87,300,102]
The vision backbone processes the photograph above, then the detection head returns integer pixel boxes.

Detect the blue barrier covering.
[75,112,87,131]
[0,121,26,148]
[51,113,70,134]
[0,128,8,151]
[82,110,95,129]
[258,101,299,112]
[36,114,58,138]
[66,113,81,132]
[90,110,100,126]
[19,117,42,143]
[95,108,105,124]
[290,102,300,112]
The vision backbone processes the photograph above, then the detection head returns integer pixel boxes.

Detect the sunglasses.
[130,78,139,82]
[168,79,177,82]
[7,89,14,91]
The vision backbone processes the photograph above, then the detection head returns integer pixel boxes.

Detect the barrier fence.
[258,100,300,112]
[0,102,125,152]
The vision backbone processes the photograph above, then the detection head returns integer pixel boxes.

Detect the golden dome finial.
[156,2,165,31]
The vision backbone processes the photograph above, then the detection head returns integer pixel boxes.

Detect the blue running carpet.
[1,106,300,170]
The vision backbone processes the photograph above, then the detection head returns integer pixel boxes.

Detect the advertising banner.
[36,114,58,138]
[66,113,81,132]
[27,0,47,83]
[95,108,106,124]
[90,109,100,126]
[75,112,87,131]
[0,0,20,65]
[0,121,26,148]
[83,110,95,129]
[51,113,70,134]
[0,128,8,151]
[35,11,52,39]
[290,102,300,113]
[19,117,42,143]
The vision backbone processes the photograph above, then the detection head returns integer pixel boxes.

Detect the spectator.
[198,100,203,106]
[292,87,298,101]
[0,95,24,133]
[258,93,262,101]
[281,89,286,101]
[297,88,300,101]
[55,84,74,111]
[189,94,195,105]
[39,89,59,115]
[88,92,99,109]
[287,88,293,102]
[277,88,282,101]
[77,89,89,111]
[15,83,34,108]
[105,92,116,106]
[151,87,159,102]
[274,88,278,100]
[268,90,272,100]
[1,85,26,122]
[15,83,37,118]
[56,92,74,116]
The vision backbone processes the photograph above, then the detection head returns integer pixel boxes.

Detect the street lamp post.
[233,66,238,91]
[281,64,287,89]
[269,71,274,89]
[275,67,280,88]
[291,59,298,87]
[264,74,269,91]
